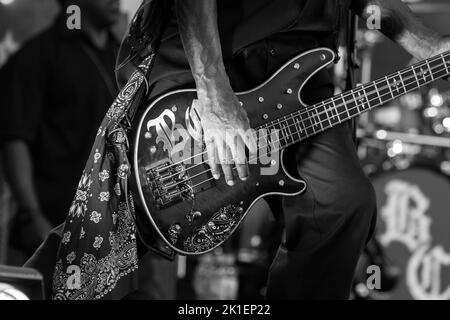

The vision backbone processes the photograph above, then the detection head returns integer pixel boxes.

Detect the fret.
[334,96,349,121]
[261,124,274,153]
[412,65,421,87]
[302,110,315,136]
[373,82,383,105]
[385,76,396,100]
[304,109,314,130]
[306,108,319,131]
[287,116,295,138]
[315,109,323,130]
[442,53,449,75]
[276,118,288,146]
[309,109,317,129]
[363,83,377,109]
[362,86,371,110]
[283,116,294,143]
[317,103,329,129]
[397,71,407,94]
[262,123,273,152]
[354,85,367,114]
[266,126,277,153]
[402,68,417,92]
[322,101,333,127]
[417,64,430,83]
[426,60,435,81]
[330,98,341,123]
[277,119,286,144]
[347,91,360,117]
[389,74,403,95]
[430,56,447,79]
[355,87,368,111]
[263,120,274,132]
[292,114,302,140]
[256,126,266,154]
[351,91,361,114]
[324,101,333,123]
[267,121,276,146]
[295,116,307,140]
[391,75,401,94]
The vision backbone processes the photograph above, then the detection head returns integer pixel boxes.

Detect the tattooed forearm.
[174,0,228,87]
[352,0,445,60]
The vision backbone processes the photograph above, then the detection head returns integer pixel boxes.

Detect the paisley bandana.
[51,56,153,300]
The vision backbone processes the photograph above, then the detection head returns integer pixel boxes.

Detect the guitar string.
[154,51,449,176]
[149,54,449,188]
[153,54,449,189]
[156,52,449,176]
[161,60,449,195]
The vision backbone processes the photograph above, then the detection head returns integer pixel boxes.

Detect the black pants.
[264,120,377,299]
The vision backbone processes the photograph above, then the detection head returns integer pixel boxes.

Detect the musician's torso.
[148,0,350,95]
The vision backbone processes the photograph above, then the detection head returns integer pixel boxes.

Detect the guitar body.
[132,48,335,255]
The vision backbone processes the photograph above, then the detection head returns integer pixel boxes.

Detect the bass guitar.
[132,47,450,255]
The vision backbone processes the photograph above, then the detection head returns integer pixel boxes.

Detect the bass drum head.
[373,167,450,300]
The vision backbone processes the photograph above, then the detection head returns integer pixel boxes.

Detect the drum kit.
[354,86,450,300]
[352,0,450,300]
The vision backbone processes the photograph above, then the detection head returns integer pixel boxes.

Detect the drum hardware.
[362,129,450,148]
[423,89,450,135]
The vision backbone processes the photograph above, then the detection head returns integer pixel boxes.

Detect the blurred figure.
[0,0,121,257]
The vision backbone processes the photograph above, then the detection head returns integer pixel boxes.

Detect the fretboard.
[262,51,450,150]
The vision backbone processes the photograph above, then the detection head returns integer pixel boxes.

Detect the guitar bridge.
[146,161,193,208]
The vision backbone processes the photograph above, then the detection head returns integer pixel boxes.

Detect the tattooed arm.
[352,0,450,60]
[174,0,256,186]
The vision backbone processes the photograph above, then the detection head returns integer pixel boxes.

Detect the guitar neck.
[263,50,450,150]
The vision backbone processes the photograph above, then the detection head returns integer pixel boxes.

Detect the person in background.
[0,0,178,300]
[0,0,121,255]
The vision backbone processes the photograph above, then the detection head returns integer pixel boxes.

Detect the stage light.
[433,123,445,135]
[0,284,30,300]
[375,130,387,140]
[388,140,404,158]
[0,0,15,5]
[392,141,403,154]
[424,107,439,118]
[430,91,444,107]
[442,117,450,129]
[0,266,44,300]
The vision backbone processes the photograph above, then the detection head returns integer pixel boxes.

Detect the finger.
[227,134,248,181]
[205,138,220,179]
[216,137,235,186]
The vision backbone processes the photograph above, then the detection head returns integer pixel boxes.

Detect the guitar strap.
[117,0,172,124]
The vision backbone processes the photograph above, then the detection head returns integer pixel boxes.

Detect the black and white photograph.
[0,0,449,307]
